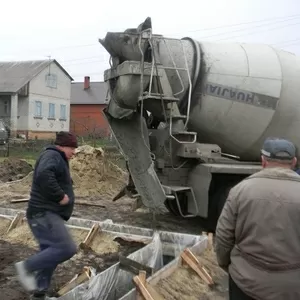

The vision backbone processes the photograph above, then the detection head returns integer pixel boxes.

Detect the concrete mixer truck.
[99,17,300,231]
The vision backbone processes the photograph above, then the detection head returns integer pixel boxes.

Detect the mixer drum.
[180,42,300,161]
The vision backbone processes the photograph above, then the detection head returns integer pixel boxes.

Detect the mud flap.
[104,110,166,212]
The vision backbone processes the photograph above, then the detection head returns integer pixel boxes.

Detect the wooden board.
[119,255,153,276]
[181,249,214,285]
[133,271,164,300]
[7,212,25,233]
[79,223,101,250]
[57,266,91,296]
[135,241,215,299]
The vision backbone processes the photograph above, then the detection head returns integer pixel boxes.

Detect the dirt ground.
[0,146,226,299]
[0,218,145,300]
[0,158,33,183]
[0,240,36,300]
[155,246,228,300]
[0,146,202,235]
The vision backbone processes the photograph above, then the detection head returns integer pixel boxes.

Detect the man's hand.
[59,194,69,205]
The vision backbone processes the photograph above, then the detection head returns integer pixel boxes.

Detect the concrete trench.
[0,207,208,300]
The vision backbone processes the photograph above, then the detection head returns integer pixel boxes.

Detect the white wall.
[17,96,29,130]
[28,61,71,132]
[0,95,29,130]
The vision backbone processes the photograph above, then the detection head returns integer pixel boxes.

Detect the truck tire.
[202,175,244,232]
[164,193,188,217]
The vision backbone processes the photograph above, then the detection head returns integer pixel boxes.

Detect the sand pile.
[70,145,127,198]
[0,145,127,200]
[0,171,33,201]
[3,221,38,248]
[0,218,11,235]
[0,158,33,182]
[0,218,128,256]
[155,246,228,300]
[71,228,120,254]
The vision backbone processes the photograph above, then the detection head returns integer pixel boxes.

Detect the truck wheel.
[164,199,181,216]
[204,176,244,232]
[164,193,188,217]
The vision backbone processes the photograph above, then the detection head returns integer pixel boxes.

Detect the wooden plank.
[57,266,91,296]
[139,270,146,284]
[75,201,106,208]
[10,198,29,203]
[7,212,25,233]
[136,271,146,300]
[10,199,106,208]
[133,271,164,300]
[208,232,214,250]
[181,249,214,286]
[146,285,164,300]
[184,249,213,284]
[119,255,153,276]
[147,258,181,286]
[79,223,101,250]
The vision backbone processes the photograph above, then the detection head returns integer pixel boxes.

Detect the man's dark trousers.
[25,211,77,292]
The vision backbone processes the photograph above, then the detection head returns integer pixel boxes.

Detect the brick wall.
[70,104,110,137]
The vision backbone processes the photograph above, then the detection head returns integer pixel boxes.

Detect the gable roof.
[71,81,108,105]
[0,59,73,94]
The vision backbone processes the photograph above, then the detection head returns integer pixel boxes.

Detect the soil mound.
[0,158,33,182]
[0,145,127,200]
[70,145,127,197]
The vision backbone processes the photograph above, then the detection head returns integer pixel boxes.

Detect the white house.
[0,59,73,139]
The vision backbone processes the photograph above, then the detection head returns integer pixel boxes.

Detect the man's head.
[54,131,78,160]
[261,137,297,169]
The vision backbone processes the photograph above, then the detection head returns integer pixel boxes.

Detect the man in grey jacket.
[216,137,300,300]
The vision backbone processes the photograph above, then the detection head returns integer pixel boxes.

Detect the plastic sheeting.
[120,236,208,300]
[48,232,163,300]
[48,232,207,300]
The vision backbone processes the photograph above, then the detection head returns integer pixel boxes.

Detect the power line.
[276,40,300,48]
[214,20,300,42]
[45,20,300,67]
[273,38,300,46]
[166,13,300,35]
[196,17,300,40]
[2,14,300,73]
[4,13,300,57]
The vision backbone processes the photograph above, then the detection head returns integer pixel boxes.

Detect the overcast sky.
[1,0,300,82]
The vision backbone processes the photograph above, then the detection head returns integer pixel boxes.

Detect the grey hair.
[263,153,294,165]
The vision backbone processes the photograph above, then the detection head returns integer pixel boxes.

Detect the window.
[45,74,57,88]
[35,101,42,117]
[48,103,55,118]
[60,104,66,120]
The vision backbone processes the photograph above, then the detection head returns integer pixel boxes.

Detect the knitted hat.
[55,131,78,148]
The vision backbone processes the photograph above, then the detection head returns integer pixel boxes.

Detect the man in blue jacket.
[15,131,78,299]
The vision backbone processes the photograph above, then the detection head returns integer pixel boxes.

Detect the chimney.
[84,76,90,89]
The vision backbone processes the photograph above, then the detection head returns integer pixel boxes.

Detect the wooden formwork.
[2,215,102,296]
[132,232,215,300]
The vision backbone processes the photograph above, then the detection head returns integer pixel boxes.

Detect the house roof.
[0,59,73,94]
[71,81,108,105]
